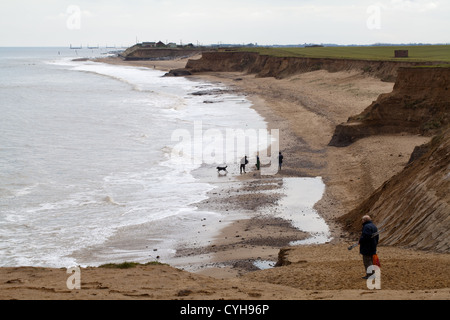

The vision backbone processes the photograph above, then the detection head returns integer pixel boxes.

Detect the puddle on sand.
[253,259,276,270]
[252,177,332,271]
[266,177,332,246]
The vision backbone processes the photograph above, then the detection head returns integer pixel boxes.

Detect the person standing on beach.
[278,152,284,171]
[359,215,379,279]
[240,156,248,174]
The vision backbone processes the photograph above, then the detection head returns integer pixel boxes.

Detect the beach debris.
[177,289,193,297]
[163,68,192,77]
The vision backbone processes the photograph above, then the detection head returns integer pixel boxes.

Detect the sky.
[0,0,449,47]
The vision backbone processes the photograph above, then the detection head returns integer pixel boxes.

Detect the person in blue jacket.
[359,215,379,279]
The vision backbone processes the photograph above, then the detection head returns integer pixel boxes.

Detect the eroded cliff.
[329,67,450,147]
[186,51,444,81]
[120,45,202,61]
[338,127,450,253]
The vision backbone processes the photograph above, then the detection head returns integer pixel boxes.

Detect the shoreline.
[177,65,335,278]
[92,56,334,278]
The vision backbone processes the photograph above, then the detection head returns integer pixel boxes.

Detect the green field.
[236,45,450,63]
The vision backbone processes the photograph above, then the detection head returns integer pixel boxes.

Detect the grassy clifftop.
[236,45,450,63]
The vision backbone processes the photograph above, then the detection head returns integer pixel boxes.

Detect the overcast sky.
[1,0,449,47]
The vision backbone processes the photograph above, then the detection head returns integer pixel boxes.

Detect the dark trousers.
[363,255,374,275]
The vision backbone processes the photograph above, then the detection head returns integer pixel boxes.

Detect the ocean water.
[0,47,269,267]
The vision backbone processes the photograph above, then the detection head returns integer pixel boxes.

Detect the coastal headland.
[1,47,449,300]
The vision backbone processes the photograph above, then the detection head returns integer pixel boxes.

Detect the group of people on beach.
[240,152,284,174]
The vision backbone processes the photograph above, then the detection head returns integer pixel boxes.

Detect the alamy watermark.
[66,266,81,290]
[367,5,382,30]
[366,1,438,31]
[366,265,381,289]
[170,121,280,175]
[66,5,81,30]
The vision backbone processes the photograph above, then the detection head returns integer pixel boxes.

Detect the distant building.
[395,50,409,58]
[142,42,156,47]
[141,41,179,48]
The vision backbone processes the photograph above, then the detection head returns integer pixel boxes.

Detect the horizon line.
[1,42,450,49]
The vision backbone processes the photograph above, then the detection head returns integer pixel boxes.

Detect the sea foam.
[0,49,268,267]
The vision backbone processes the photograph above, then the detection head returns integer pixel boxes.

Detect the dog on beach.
[216,166,228,173]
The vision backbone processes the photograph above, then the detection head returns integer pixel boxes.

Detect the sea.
[0,47,330,269]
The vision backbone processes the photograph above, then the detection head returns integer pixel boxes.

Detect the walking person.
[256,154,260,170]
[278,152,284,171]
[240,156,248,174]
[359,215,379,279]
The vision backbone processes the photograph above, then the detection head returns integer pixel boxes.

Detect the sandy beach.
[2,243,449,300]
[1,55,448,300]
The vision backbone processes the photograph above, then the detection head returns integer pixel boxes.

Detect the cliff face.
[338,127,450,253]
[120,45,202,61]
[186,52,259,73]
[186,51,443,81]
[332,67,449,253]
[329,67,450,146]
